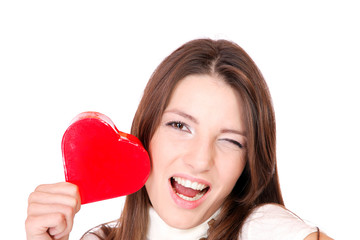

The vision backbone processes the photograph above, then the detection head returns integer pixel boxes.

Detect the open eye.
[166,121,191,133]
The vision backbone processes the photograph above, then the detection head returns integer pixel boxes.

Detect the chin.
[164,213,204,229]
[165,204,216,229]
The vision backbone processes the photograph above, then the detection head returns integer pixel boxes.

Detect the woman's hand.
[25,182,81,240]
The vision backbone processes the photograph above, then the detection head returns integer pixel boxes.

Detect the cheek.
[147,130,174,182]
[148,140,167,173]
[145,146,165,204]
[218,155,246,191]
[148,132,163,170]
[211,161,246,209]
[148,128,184,171]
[227,166,245,188]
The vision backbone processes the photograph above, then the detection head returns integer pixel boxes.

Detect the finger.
[26,204,74,238]
[28,202,75,219]
[35,182,78,196]
[35,183,81,211]
[26,213,68,240]
[26,203,74,240]
[28,191,80,213]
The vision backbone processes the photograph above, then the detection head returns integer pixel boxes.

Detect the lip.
[168,174,211,209]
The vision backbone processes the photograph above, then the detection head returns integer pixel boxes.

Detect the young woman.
[26,39,332,240]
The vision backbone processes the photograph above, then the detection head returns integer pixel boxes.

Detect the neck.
[146,207,220,240]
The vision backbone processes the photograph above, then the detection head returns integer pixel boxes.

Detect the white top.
[82,204,317,240]
[146,207,219,240]
[240,204,317,240]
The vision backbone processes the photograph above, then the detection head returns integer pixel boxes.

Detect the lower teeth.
[176,192,205,201]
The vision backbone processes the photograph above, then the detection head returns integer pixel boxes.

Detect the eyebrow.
[164,109,247,137]
[220,129,247,138]
[164,109,199,124]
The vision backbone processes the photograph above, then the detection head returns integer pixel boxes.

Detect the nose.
[183,138,214,173]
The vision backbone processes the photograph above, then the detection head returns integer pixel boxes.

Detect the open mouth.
[170,176,210,202]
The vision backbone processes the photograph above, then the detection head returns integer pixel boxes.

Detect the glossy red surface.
[61,112,150,204]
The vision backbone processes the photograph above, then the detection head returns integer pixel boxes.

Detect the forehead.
[166,74,245,126]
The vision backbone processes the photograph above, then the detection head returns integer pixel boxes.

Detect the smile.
[170,176,210,202]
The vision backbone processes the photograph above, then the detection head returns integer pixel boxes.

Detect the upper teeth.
[173,177,208,191]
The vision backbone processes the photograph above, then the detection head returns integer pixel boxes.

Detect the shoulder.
[81,221,117,240]
[81,233,102,240]
[81,225,105,240]
[239,203,318,240]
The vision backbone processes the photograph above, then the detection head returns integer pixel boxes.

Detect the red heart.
[61,112,150,204]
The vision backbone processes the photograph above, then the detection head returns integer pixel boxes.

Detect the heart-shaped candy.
[61,112,150,204]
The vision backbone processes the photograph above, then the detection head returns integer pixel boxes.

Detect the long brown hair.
[93,39,283,240]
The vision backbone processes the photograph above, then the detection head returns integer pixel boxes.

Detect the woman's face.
[145,74,247,229]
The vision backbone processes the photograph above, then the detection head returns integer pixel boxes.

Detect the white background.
[1,1,359,239]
